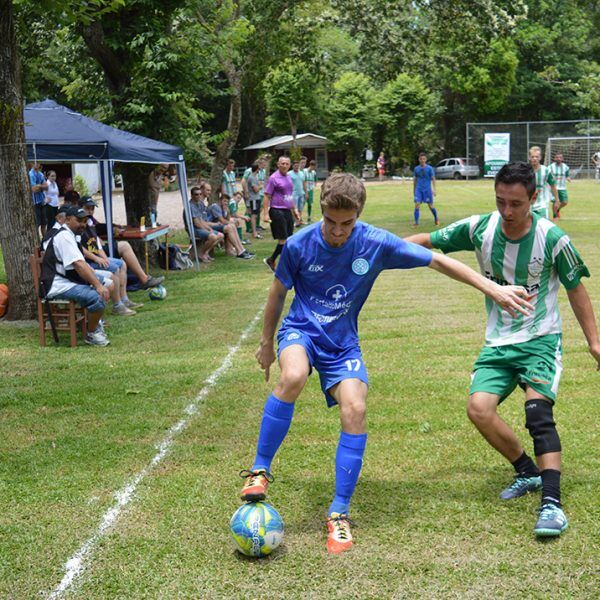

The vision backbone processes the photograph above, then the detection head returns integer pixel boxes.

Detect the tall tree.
[0,0,38,319]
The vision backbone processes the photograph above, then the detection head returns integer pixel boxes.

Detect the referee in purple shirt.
[262,156,299,272]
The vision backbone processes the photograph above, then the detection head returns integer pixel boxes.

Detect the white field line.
[46,309,263,600]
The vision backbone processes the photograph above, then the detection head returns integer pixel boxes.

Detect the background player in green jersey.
[529,146,559,219]
[407,161,600,538]
[549,152,571,219]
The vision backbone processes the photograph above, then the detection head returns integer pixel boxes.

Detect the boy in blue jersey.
[413,152,438,227]
[239,173,532,553]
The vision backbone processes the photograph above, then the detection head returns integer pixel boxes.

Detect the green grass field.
[1,180,599,599]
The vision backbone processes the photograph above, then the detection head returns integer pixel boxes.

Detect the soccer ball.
[148,284,167,300]
[229,502,284,557]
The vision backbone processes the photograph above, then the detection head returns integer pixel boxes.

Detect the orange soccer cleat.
[326,513,353,554]
[239,469,273,502]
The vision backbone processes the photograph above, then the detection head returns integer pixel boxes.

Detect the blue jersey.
[414,165,434,191]
[275,221,433,352]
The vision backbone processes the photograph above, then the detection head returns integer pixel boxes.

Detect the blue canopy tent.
[24,99,199,268]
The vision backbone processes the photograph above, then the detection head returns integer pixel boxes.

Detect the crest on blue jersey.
[352,258,370,275]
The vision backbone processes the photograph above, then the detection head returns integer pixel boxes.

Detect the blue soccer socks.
[329,431,367,516]
[252,394,295,472]
[414,207,420,225]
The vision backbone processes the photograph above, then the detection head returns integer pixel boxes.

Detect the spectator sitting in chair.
[207,190,255,260]
[79,198,140,315]
[81,197,164,289]
[41,206,112,347]
[189,185,225,263]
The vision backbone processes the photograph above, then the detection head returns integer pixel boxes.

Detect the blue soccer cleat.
[499,475,542,500]
[534,503,568,537]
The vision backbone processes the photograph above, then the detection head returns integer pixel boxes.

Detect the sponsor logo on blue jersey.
[352,258,370,275]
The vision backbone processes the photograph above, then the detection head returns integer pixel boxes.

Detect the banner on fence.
[484,133,510,177]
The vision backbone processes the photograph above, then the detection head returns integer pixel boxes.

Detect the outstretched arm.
[428,253,533,318]
[567,283,600,370]
[256,277,288,381]
[405,233,433,248]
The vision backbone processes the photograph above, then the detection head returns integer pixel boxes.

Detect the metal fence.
[466,120,600,178]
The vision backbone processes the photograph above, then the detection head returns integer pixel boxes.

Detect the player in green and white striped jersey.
[304,159,318,222]
[549,152,571,219]
[529,146,559,219]
[407,161,600,538]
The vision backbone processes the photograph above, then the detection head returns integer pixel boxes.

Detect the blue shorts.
[294,193,305,212]
[51,284,106,313]
[211,223,225,233]
[414,189,434,204]
[193,227,211,241]
[277,328,368,407]
[89,257,124,274]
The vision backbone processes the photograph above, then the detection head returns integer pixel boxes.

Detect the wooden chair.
[29,251,87,347]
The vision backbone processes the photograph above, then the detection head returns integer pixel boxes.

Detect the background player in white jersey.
[239,173,532,554]
[407,161,600,537]
[528,146,559,219]
[591,150,600,180]
[549,152,571,219]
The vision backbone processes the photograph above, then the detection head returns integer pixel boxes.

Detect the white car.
[435,158,480,179]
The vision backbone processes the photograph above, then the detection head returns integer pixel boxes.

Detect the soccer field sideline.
[1,179,599,599]
[46,309,265,599]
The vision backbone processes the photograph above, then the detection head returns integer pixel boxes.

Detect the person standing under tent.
[528,146,559,219]
[549,152,571,220]
[44,170,60,229]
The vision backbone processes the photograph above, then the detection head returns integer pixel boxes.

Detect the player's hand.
[588,342,600,371]
[492,284,534,317]
[255,341,276,381]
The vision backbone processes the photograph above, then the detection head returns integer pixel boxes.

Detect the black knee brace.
[524,399,561,456]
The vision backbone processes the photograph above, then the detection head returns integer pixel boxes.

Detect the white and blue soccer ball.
[148,284,167,300]
[230,502,284,557]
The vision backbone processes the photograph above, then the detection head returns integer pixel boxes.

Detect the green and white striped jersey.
[549,162,570,190]
[304,168,318,190]
[430,211,589,347]
[532,165,556,213]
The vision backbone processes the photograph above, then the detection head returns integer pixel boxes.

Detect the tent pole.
[100,161,115,258]
[177,162,200,270]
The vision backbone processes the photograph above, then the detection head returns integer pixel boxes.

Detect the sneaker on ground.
[240,469,273,501]
[85,330,110,346]
[499,475,542,500]
[141,275,165,289]
[263,257,276,273]
[112,304,136,316]
[237,251,255,260]
[534,503,568,537]
[124,299,144,309]
[326,513,353,554]
[241,239,252,245]
[253,233,263,239]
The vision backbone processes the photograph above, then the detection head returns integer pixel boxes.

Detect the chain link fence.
[466,120,600,178]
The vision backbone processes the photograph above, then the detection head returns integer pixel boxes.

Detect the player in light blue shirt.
[239,173,531,554]
[413,152,438,227]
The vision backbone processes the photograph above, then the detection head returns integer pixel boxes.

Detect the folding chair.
[29,251,87,347]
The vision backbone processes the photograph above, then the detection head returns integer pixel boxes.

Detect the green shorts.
[558,189,568,203]
[470,334,562,403]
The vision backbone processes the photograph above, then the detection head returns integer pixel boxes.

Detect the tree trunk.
[209,62,242,202]
[121,163,152,227]
[81,19,152,224]
[0,0,38,320]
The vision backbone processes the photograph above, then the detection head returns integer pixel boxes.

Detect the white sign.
[484,133,510,177]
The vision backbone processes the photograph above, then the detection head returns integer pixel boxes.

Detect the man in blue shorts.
[239,173,531,553]
[413,152,439,227]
